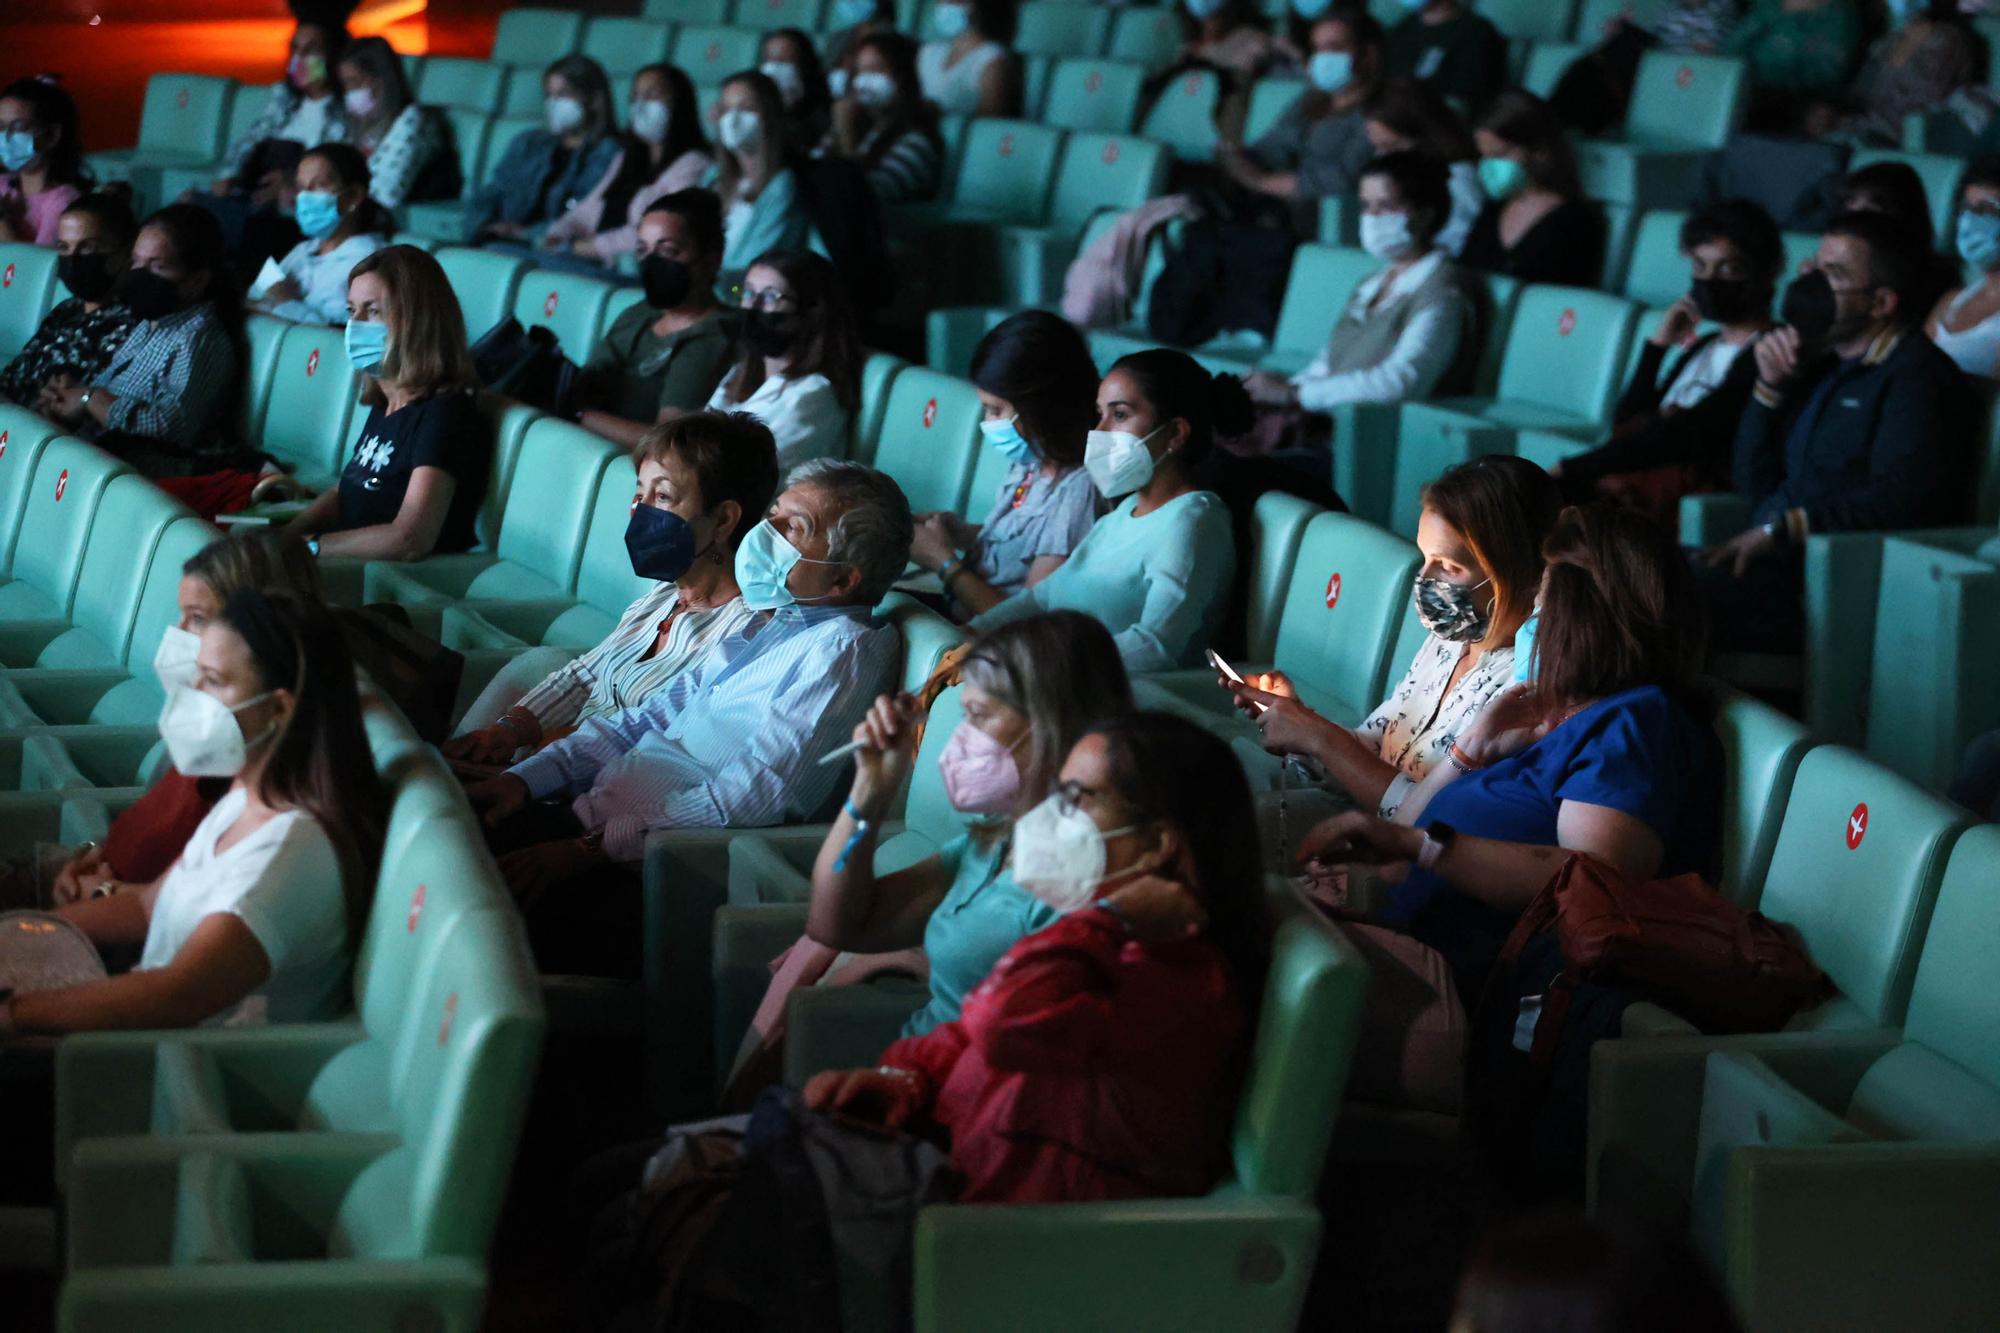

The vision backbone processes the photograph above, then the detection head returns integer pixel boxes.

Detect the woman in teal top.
[707,68,813,299]
[806,612,1132,1037]
[970,349,1246,674]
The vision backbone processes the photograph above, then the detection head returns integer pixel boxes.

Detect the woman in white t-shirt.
[916,0,1021,118]
[705,249,862,469]
[0,592,386,1035]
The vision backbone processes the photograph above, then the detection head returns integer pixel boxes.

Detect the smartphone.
[1207,649,1268,714]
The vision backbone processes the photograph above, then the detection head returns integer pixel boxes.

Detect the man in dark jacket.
[1697,208,1973,653]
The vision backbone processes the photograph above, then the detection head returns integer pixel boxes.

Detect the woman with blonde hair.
[288,244,489,560]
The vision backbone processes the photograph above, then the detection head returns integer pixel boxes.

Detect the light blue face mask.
[1308,51,1354,94]
[932,2,971,39]
[834,0,878,26]
[0,130,37,174]
[1186,0,1228,18]
[344,318,388,373]
[1511,609,1539,684]
[979,416,1037,468]
[1292,0,1335,18]
[733,518,847,610]
[1957,210,2000,272]
[293,189,342,240]
[1478,154,1529,202]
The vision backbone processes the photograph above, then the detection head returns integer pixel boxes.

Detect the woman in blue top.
[1297,503,1722,1000]
[466,55,621,247]
[970,349,1242,674]
[806,611,1133,1037]
[708,68,813,299]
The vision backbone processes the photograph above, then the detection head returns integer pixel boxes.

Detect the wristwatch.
[576,828,605,860]
[306,538,321,557]
[1761,518,1788,548]
[1416,821,1456,873]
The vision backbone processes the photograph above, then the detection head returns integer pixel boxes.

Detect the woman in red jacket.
[804,710,1271,1205]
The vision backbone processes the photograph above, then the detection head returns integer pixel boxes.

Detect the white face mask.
[718,107,762,153]
[1359,210,1416,261]
[1083,424,1162,498]
[629,98,670,144]
[760,60,805,107]
[1010,792,1141,915]
[153,624,202,693]
[343,85,377,118]
[546,94,586,135]
[851,70,897,109]
[157,686,275,778]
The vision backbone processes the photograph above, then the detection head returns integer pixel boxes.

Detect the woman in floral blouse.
[1223,456,1560,820]
[0,193,138,407]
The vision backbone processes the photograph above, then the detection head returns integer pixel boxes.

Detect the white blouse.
[706,366,848,469]
[1354,633,1518,819]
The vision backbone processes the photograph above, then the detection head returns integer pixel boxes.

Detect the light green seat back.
[887,595,966,699]
[499,67,545,119]
[1469,271,1521,395]
[1269,245,1376,365]
[582,17,677,76]
[120,518,219,676]
[732,0,826,27]
[0,244,60,362]
[132,74,236,159]
[264,323,361,484]
[1269,512,1422,725]
[1243,76,1306,146]
[238,313,289,439]
[1017,3,1112,58]
[1624,52,1745,149]
[903,683,968,846]
[867,368,984,515]
[673,26,764,83]
[480,419,620,597]
[572,455,655,614]
[1863,538,2000,793]
[1047,134,1166,236]
[492,8,585,64]
[440,109,495,203]
[478,401,542,550]
[599,285,648,346]
[1477,0,1576,41]
[0,409,57,574]
[3,439,126,620]
[1142,68,1222,162]
[1043,59,1143,135]
[1845,825,2000,1142]
[329,908,541,1261]
[650,0,731,18]
[1245,491,1324,661]
[1490,286,1639,424]
[435,247,528,341]
[417,57,507,112]
[951,120,1061,225]
[56,478,188,662]
[1851,148,1963,246]
[1107,6,1184,68]
[1756,746,1969,1031]
[1710,687,1814,907]
[1622,210,1690,306]
[853,353,905,463]
[1522,41,1585,97]
[1231,909,1370,1196]
[1575,0,1672,39]
[512,269,615,362]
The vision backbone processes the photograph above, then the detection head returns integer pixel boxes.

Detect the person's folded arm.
[1293,292,1466,411]
[9,913,270,1035]
[312,466,454,561]
[1113,499,1232,672]
[104,322,232,445]
[509,684,688,806]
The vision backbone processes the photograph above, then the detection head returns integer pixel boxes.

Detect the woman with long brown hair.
[287,243,489,560]
[707,68,811,296]
[1459,88,1604,287]
[1,591,386,1035]
[704,247,861,468]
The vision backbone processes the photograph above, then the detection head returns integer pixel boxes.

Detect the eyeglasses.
[1054,779,1110,818]
[742,287,795,312]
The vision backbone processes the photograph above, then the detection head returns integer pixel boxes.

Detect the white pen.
[815,736,873,767]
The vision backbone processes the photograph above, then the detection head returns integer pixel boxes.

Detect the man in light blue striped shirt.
[470,461,915,876]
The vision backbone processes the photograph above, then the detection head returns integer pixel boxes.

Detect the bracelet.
[1447,741,1485,773]
[496,712,531,739]
[831,796,877,873]
[938,556,964,586]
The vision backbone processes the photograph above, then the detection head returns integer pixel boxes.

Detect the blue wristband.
[831,797,875,873]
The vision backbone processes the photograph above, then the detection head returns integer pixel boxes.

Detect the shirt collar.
[1859,326,1904,367]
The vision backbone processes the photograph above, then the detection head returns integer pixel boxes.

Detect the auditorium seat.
[0,244,60,364]
[491,7,586,65]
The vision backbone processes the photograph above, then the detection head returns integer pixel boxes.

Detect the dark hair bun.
[1209,372,1256,440]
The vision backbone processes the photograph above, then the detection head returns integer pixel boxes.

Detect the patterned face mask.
[1412,572,1492,643]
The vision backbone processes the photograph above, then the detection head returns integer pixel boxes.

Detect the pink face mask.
[938,720,1024,816]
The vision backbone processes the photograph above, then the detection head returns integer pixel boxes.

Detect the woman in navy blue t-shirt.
[288,245,489,560]
[1296,504,1722,999]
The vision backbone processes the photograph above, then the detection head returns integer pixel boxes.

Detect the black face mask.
[640,255,694,310]
[1691,275,1763,326]
[57,252,119,303]
[120,268,187,321]
[743,308,795,358]
[1779,269,1840,345]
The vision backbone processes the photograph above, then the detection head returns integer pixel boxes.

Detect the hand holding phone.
[1208,648,1268,715]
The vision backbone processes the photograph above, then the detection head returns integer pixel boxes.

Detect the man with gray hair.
[469,460,914,968]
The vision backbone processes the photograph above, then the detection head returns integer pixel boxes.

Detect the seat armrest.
[642,826,760,1120]
[781,982,929,1090]
[58,1257,489,1332]
[1678,493,1754,548]
[711,902,812,1074]
[913,1193,1323,1333]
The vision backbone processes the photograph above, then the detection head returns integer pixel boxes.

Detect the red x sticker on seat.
[0,430,9,459]
[438,991,459,1045]
[922,397,938,427]
[1086,71,1103,94]
[407,883,427,933]
[1183,75,1204,96]
[2,264,13,288]
[1846,802,1868,850]
[706,42,722,62]
[999,133,1015,157]
[1558,309,1577,336]
[1676,66,1694,88]
[1102,141,1120,164]
[176,89,190,109]
[305,348,320,377]
[54,468,69,502]
[545,290,559,317]
[1325,572,1341,608]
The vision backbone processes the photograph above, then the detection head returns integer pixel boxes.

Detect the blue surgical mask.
[1308,51,1353,94]
[1478,155,1529,202]
[0,130,36,174]
[733,519,845,610]
[932,2,971,39]
[294,189,342,240]
[344,317,388,372]
[626,504,700,582]
[1958,210,2000,272]
[1512,610,1539,684]
[979,416,1036,468]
